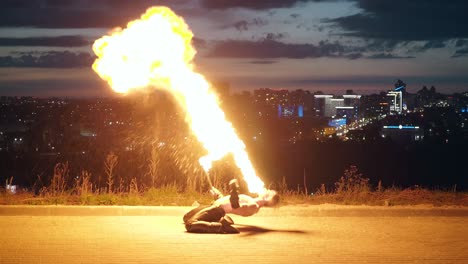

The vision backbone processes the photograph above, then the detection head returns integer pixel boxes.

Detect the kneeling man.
[183,180,279,234]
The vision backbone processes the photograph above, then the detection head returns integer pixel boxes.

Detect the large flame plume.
[92,7,265,193]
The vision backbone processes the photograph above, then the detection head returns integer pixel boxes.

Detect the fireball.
[92,7,265,193]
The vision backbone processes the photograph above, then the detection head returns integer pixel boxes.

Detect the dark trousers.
[183,205,227,233]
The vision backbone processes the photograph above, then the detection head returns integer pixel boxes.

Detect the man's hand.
[229,179,240,209]
[209,187,223,200]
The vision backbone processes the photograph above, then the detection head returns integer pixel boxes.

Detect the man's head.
[260,190,280,207]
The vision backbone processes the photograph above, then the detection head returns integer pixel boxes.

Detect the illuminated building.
[277,105,303,118]
[313,94,333,117]
[360,93,390,117]
[381,125,423,142]
[387,90,403,114]
[326,98,344,117]
[336,106,356,119]
[254,88,306,118]
[343,94,362,107]
[314,94,361,119]
[387,80,406,114]
[328,118,346,127]
[342,94,361,120]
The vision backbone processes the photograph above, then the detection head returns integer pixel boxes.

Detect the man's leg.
[186,221,224,233]
[185,205,239,234]
[183,205,209,223]
[221,215,234,225]
[219,216,239,234]
[186,220,239,234]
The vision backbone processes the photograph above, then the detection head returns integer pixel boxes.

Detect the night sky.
[0,0,467,97]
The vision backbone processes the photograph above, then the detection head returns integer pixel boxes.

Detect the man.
[183,179,279,234]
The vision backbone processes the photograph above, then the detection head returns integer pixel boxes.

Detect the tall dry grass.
[104,152,118,193]
[1,158,466,207]
[49,162,69,196]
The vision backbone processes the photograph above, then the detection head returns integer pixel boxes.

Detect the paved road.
[0,206,467,263]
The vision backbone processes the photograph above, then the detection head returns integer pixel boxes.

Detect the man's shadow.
[235,224,310,237]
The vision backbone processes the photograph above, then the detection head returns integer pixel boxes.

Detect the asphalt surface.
[0,205,467,264]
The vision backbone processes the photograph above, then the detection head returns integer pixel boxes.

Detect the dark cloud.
[226,18,268,32]
[452,48,468,58]
[330,0,468,41]
[412,40,447,53]
[0,78,110,97]
[422,40,446,49]
[206,39,408,60]
[1,0,189,9]
[264,33,286,41]
[0,0,188,28]
[363,39,449,54]
[367,53,415,59]
[364,39,403,52]
[192,37,207,49]
[248,60,278,64]
[200,0,320,10]
[0,51,94,68]
[346,53,363,60]
[207,39,348,59]
[289,75,468,86]
[0,36,90,47]
[233,21,248,31]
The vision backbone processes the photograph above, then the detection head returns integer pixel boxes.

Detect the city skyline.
[0,0,468,97]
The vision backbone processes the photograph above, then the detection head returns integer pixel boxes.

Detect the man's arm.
[209,186,223,200]
[229,179,240,209]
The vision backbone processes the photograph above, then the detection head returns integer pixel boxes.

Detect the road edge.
[1,204,467,217]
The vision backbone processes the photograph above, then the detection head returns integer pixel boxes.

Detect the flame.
[92,7,265,193]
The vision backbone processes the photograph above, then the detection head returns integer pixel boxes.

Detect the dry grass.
[275,166,468,207]
[1,163,466,207]
[1,185,466,207]
[0,190,212,207]
[279,189,468,207]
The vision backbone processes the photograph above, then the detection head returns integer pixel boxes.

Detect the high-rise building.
[314,94,361,118]
[326,98,344,117]
[254,88,308,118]
[387,90,403,114]
[313,95,333,117]
[387,80,406,114]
